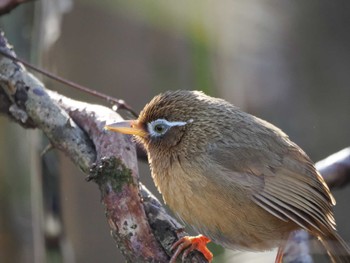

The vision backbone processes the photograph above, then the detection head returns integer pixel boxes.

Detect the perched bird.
[105,90,350,263]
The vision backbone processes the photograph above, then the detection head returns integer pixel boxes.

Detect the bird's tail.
[320,231,350,263]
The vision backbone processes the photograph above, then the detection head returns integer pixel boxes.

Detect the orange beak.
[104,120,148,137]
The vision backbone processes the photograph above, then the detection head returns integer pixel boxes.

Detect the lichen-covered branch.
[0,32,95,172]
[0,31,207,262]
[50,91,207,263]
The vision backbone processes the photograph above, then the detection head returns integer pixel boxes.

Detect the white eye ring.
[147,119,189,137]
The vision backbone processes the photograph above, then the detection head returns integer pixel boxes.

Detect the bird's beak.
[104,120,148,137]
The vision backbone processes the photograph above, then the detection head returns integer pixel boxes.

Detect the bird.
[105,90,350,263]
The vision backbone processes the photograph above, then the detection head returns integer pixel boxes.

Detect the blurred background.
[0,1,350,262]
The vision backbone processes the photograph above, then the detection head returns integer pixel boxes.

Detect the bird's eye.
[148,119,170,137]
[154,123,166,134]
[147,118,188,137]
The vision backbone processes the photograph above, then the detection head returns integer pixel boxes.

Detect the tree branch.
[316,148,350,190]
[0,31,207,262]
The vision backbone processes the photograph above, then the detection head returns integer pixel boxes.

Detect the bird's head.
[105,90,231,156]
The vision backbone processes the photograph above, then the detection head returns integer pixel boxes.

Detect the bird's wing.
[208,142,336,235]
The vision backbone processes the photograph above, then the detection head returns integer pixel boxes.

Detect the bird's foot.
[170,235,213,263]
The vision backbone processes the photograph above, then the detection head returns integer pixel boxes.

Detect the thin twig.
[0,47,138,117]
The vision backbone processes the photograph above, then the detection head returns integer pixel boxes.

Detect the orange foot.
[169,235,213,263]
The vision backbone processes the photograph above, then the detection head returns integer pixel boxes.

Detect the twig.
[0,46,138,117]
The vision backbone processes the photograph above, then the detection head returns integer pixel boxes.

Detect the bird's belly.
[197,210,293,252]
[163,183,296,252]
[153,159,297,251]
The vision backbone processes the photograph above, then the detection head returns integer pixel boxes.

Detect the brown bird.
[105,90,350,263]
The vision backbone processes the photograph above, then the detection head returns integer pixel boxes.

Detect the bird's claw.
[169,235,213,263]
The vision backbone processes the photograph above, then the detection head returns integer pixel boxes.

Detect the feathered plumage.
[107,90,350,262]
